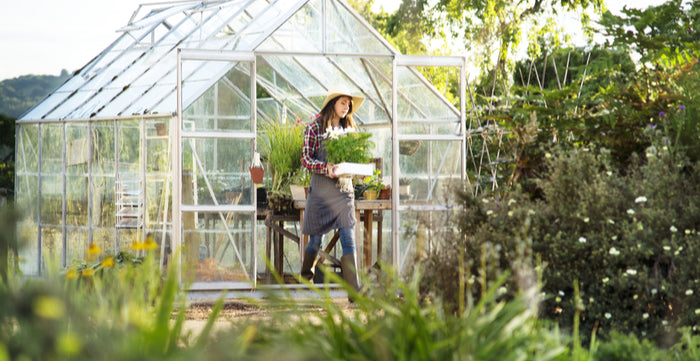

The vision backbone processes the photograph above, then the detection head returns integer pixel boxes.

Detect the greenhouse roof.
[20,0,459,126]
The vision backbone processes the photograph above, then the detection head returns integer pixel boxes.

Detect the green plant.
[323,126,374,165]
[362,169,384,192]
[257,120,304,194]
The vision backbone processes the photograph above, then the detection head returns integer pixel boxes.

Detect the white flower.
[507,211,513,217]
[686,289,694,296]
[626,269,637,276]
[663,246,671,251]
[497,287,507,295]
[508,199,516,205]
[633,294,638,300]
[635,196,647,203]
[344,126,356,133]
[482,198,489,204]
[662,320,668,326]
[607,171,613,176]
[486,210,494,216]
[695,309,700,315]
[602,277,610,283]
[670,225,678,233]
[627,209,635,215]
[528,209,536,215]
[608,219,615,224]
[651,288,658,295]
[559,290,565,296]
[611,236,618,241]
[583,217,590,223]
[686,229,692,235]
[609,247,620,256]
[605,313,612,319]
[589,297,595,303]
[643,313,649,319]
[578,237,587,244]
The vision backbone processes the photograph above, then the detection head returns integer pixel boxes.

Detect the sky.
[0,0,668,81]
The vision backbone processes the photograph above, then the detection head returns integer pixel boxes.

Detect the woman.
[300,88,365,298]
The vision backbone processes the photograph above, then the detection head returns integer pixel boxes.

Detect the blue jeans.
[305,227,355,256]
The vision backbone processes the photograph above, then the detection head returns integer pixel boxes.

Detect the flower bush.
[323,126,374,165]
[418,124,700,346]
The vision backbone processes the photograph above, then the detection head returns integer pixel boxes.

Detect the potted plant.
[289,167,310,200]
[361,169,384,200]
[258,120,304,214]
[324,126,375,177]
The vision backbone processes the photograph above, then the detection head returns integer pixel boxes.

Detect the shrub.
[420,132,700,346]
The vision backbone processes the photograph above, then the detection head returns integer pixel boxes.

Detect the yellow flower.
[65,269,79,280]
[87,242,101,256]
[131,241,145,251]
[81,268,95,277]
[101,257,115,268]
[144,236,158,251]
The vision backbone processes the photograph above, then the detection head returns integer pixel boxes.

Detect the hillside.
[0,70,71,118]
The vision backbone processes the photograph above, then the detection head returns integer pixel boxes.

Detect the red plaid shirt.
[301,120,327,174]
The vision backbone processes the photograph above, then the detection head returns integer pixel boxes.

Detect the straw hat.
[320,88,365,117]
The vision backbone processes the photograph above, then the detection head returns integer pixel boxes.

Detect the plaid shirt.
[301,120,327,174]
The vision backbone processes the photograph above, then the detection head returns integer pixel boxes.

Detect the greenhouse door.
[174,49,258,288]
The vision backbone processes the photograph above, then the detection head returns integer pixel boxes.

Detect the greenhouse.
[14,0,489,294]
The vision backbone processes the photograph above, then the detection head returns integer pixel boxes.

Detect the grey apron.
[302,140,356,235]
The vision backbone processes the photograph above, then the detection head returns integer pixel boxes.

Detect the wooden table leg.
[265,212,271,280]
[363,210,373,270]
[299,209,307,266]
[376,210,382,264]
[355,208,362,268]
[275,220,283,277]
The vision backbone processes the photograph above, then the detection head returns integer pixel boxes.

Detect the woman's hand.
[327,163,338,179]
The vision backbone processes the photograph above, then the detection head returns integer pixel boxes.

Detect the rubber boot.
[300,252,317,281]
[340,253,360,302]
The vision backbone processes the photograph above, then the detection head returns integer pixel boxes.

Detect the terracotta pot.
[249,166,264,184]
[380,187,391,200]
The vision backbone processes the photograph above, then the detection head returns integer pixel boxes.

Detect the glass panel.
[16,175,38,221]
[93,175,116,228]
[66,124,89,174]
[40,124,63,174]
[21,91,71,121]
[40,226,63,270]
[258,0,322,52]
[182,138,253,206]
[16,125,38,174]
[326,0,392,54]
[92,121,116,175]
[66,175,88,227]
[93,227,117,255]
[117,229,144,253]
[398,209,451,272]
[65,228,88,266]
[117,120,141,173]
[40,175,62,225]
[399,140,462,204]
[183,62,253,132]
[182,211,255,282]
[17,221,39,275]
[397,66,459,123]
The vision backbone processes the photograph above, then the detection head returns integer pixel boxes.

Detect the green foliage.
[257,120,305,194]
[361,169,385,192]
[209,270,566,361]
[421,131,700,346]
[0,71,70,118]
[324,129,374,165]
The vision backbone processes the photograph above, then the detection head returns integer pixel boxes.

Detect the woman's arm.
[301,122,327,174]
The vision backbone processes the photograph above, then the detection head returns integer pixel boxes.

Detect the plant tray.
[335,162,375,178]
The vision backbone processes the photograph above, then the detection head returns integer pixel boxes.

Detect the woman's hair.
[318,95,357,130]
